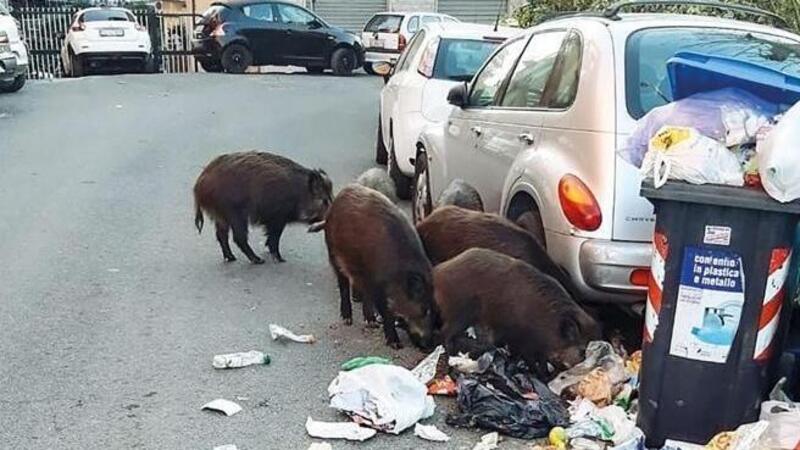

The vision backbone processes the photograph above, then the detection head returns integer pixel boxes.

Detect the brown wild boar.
[436,179,484,212]
[193,151,332,264]
[434,248,600,373]
[416,206,578,298]
[323,184,434,349]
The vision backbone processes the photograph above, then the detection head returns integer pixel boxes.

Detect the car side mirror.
[372,61,393,83]
[308,19,323,29]
[447,83,469,108]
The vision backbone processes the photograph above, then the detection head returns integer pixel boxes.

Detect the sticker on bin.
[753,248,792,362]
[669,246,745,364]
[703,225,732,246]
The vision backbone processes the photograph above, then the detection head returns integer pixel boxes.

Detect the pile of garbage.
[620,88,800,203]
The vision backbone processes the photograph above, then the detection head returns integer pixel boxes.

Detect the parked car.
[412,10,800,304]
[192,0,364,75]
[0,3,28,93]
[362,11,458,75]
[59,7,154,77]
[376,22,517,198]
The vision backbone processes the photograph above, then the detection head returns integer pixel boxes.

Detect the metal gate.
[12,6,200,79]
[436,0,507,24]
[312,0,387,33]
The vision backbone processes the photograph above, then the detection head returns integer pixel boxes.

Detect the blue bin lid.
[667,51,800,108]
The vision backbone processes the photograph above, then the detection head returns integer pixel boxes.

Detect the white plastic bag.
[327,364,435,434]
[758,101,800,203]
[641,126,744,188]
[760,400,800,449]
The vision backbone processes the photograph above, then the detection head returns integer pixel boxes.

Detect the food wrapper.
[427,375,457,396]
[625,351,642,377]
[575,368,613,406]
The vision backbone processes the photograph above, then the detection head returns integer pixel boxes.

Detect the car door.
[381,29,428,143]
[274,3,328,65]
[239,2,281,64]
[470,30,568,211]
[438,36,527,205]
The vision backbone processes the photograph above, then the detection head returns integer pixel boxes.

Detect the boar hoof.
[387,340,403,350]
[364,320,380,329]
[251,256,265,265]
[224,255,237,262]
[343,318,353,326]
[271,254,286,263]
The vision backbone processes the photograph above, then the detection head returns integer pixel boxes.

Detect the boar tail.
[194,203,204,234]
[307,220,326,233]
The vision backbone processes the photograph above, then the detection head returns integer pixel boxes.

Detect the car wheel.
[363,63,377,76]
[200,60,223,73]
[514,209,547,249]
[221,44,253,74]
[306,66,325,74]
[0,75,26,93]
[330,47,357,76]
[375,115,388,165]
[71,53,85,77]
[388,137,412,200]
[412,151,433,224]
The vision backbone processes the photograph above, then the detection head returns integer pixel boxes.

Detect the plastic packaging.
[759,401,800,449]
[640,126,744,188]
[414,423,450,442]
[201,399,242,417]
[758,101,800,203]
[305,417,376,441]
[411,345,445,385]
[212,350,270,369]
[548,341,627,397]
[269,323,316,343]
[472,432,499,450]
[427,375,457,396]
[340,356,391,371]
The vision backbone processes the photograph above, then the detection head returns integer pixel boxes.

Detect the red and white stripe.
[753,248,792,362]
[644,232,668,343]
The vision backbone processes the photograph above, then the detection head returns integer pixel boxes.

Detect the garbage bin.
[637,179,800,447]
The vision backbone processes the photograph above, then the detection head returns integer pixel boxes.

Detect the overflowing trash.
[340,356,392,371]
[472,431,500,450]
[305,416,376,442]
[413,423,450,442]
[759,378,800,449]
[212,350,270,369]
[446,349,570,439]
[411,345,446,384]
[201,399,242,417]
[269,323,316,344]
[548,342,627,402]
[327,363,435,434]
[757,101,800,203]
[427,375,458,396]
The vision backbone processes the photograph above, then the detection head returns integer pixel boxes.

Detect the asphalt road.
[0,73,532,449]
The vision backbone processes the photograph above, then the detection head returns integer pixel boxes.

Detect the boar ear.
[406,272,428,300]
[560,315,581,342]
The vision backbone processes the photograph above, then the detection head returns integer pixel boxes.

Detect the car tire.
[514,209,547,249]
[306,66,325,74]
[330,47,357,76]
[200,60,223,73]
[363,63,377,76]
[388,137,412,200]
[0,74,25,93]
[412,151,433,224]
[71,53,85,78]
[375,115,388,165]
[221,44,253,74]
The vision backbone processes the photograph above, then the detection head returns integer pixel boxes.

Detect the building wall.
[389,0,434,12]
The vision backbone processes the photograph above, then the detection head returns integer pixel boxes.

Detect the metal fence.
[12,6,200,79]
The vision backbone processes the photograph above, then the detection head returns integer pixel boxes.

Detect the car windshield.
[82,9,133,22]
[364,14,402,33]
[433,38,502,81]
[626,27,800,119]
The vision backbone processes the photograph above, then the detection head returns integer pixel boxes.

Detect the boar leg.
[372,291,402,349]
[265,221,287,263]
[334,268,353,325]
[230,213,264,264]
[361,297,378,328]
[214,221,236,262]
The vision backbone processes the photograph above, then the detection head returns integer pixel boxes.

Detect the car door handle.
[470,126,483,137]
[518,132,535,145]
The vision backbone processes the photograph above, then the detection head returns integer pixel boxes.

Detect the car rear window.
[82,10,133,22]
[432,38,502,81]
[364,14,403,33]
[626,27,800,119]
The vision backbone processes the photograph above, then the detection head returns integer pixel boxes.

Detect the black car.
[192,0,364,75]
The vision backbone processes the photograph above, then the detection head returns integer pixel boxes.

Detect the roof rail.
[602,0,789,28]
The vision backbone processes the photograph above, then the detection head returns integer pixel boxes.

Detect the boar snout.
[299,169,333,223]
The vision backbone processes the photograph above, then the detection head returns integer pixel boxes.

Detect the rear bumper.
[365,50,399,64]
[0,54,20,81]
[191,37,223,60]
[547,231,651,304]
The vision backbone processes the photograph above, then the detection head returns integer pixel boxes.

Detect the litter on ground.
[340,356,391,371]
[307,442,333,450]
[201,399,242,417]
[411,345,445,385]
[269,323,316,344]
[212,350,270,369]
[472,431,499,450]
[305,416,376,442]
[413,423,450,442]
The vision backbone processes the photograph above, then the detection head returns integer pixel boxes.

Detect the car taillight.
[398,34,406,51]
[558,174,602,231]
[630,268,651,287]
[71,23,85,32]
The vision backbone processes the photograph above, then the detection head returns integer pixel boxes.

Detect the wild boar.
[323,184,435,349]
[356,167,398,204]
[436,179,484,212]
[416,206,577,299]
[434,248,601,373]
[193,151,333,264]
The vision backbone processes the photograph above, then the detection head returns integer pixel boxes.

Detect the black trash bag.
[446,349,570,439]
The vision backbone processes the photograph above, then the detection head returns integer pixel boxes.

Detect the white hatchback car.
[0,3,28,92]
[413,9,800,304]
[60,7,154,77]
[361,11,458,74]
[376,22,517,198]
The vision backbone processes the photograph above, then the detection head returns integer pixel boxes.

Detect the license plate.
[100,28,124,37]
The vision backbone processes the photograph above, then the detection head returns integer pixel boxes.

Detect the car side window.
[546,31,583,109]
[407,16,419,34]
[396,29,426,72]
[276,4,316,25]
[500,31,566,108]
[422,16,440,25]
[242,3,275,22]
[468,37,526,108]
